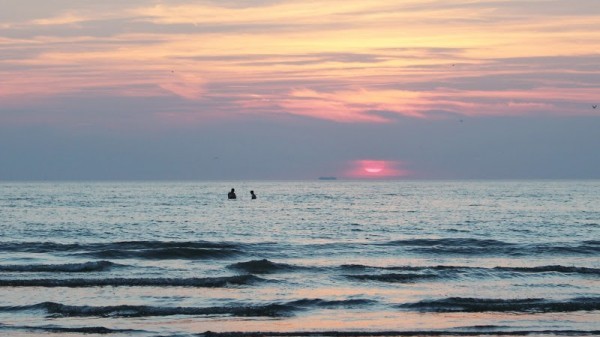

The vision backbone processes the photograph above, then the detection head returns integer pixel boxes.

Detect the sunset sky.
[1,0,599,180]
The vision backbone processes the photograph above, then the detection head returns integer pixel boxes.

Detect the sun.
[364,167,383,173]
[362,161,385,174]
[345,159,411,179]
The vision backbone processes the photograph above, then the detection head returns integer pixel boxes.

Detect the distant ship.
[318,176,337,180]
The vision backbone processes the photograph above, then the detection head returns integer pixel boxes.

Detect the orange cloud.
[31,13,90,26]
[1,1,599,124]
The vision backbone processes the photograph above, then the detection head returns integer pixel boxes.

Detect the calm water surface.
[0,181,598,336]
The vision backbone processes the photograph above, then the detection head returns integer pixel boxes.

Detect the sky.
[1,0,599,180]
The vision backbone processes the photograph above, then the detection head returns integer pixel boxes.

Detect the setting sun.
[346,160,410,179]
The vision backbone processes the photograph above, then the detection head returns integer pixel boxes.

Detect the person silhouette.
[228,188,236,200]
[250,190,257,199]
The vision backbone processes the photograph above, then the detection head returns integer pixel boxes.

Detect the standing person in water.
[228,188,236,199]
[250,190,257,199]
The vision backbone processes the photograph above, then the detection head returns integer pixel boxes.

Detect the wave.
[382,238,518,255]
[199,330,600,337]
[340,264,600,277]
[344,273,437,283]
[398,297,600,313]
[0,240,245,260]
[0,323,139,334]
[0,242,83,253]
[1,302,295,318]
[4,239,598,259]
[0,261,119,273]
[287,298,376,308]
[2,324,596,337]
[74,247,241,259]
[227,259,308,274]
[531,240,600,256]
[494,265,600,275]
[198,330,600,337]
[0,240,241,253]
[340,264,458,272]
[0,298,375,318]
[381,238,600,256]
[0,275,263,288]
[385,238,510,248]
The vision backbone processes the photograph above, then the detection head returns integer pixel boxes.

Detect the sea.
[0,181,598,337]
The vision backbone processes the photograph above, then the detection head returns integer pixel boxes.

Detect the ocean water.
[0,181,598,337]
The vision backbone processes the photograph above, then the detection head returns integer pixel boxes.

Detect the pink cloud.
[158,73,205,100]
[277,88,424,123]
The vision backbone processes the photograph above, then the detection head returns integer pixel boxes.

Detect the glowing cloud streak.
[1,1,599,126]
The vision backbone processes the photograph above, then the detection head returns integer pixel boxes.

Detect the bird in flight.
[593,105,597,109]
